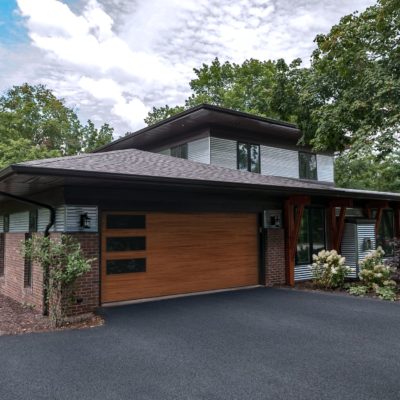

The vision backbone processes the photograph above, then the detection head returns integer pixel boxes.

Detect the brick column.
[265,228,286,286]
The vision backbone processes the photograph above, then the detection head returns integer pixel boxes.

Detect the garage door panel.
[101,213,258,303]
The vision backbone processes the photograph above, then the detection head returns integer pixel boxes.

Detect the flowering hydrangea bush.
[311,249,351,289]
[358,247,395,288]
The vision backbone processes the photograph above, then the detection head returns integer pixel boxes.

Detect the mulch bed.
[287,281,400,301]
[0,294,104,336]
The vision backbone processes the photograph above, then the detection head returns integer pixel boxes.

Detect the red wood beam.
[284,196,310,286]
[375,207,384,237]
[335,206,347,251]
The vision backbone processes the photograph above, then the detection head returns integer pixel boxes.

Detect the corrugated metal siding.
[9,211,29,232]
[260,146,299,178]
[356,223,376,270]
[341,221,376,277]
[341,223,358,277]
[188,137,210,164]
[158,148,171,156]
[64,206,98,232]
[37,207,65,232]
[210,137,237,169]
[317,155,334,182]
[0,217,3,233]
[295,264,313,281]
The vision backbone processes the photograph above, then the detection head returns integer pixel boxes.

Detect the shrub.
[374,285,397,301]
[348,285,368,296]
[311,250,351,289]
[358,247,396,289]
[23,235,95,327]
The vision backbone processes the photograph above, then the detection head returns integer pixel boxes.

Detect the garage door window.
[104,213,147,275]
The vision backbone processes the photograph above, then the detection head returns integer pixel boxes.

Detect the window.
[24,233,32,287]
[237,142,260,173]
[104,213,147,275]
[3,215,9,233]
[299,152,317,180]
[296,207,326,265]
[376,209,394,255]
[171,143,188,159]
[0,233,4,277]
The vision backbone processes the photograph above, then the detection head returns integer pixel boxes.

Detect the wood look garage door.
[101,212,259,303]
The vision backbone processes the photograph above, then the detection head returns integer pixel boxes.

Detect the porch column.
[284,196,310,286]
[328,199,353,251]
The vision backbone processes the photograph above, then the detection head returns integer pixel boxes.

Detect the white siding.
[37,207,65,232]
[261,145,299,178]
[188,137,210,164]
[210,137,237,169]
[64,206,98,233]
[317,154,334,182]
[294,264,313,281]
[9,211,29,232]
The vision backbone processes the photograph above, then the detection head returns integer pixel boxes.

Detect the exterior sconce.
[80,213,91,229]
[363,237,372,251]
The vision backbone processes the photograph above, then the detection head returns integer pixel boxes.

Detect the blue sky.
[0,0,26,45]
[0,0,376,136]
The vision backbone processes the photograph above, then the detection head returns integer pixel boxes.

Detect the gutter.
[0,191,56,315]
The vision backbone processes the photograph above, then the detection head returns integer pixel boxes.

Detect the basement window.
[296,207,326,265]
[171,143,188,159]
[299,152,317,180]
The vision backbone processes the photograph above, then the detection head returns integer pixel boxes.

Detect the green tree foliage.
[145,58,306,125]
[305,0,400,156]
[0,83,113,167]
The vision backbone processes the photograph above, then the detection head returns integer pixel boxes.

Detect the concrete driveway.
[1,288,399,400]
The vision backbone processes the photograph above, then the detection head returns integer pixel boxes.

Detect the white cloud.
[0,0,376,137]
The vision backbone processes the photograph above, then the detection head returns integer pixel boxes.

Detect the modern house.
[0,104,399,314]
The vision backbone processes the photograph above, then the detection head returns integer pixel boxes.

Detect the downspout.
[0,191,56,314]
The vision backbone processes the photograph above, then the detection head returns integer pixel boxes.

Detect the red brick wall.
[65,233,100,315]
[0,233,44,313]
[265,228,286,286]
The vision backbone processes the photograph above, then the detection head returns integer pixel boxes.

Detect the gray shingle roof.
[13,148,400,200]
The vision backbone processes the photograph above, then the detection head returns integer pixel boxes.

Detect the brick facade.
[0,232,100,316]
[0,233,44,312]
[66,233,100,315]
[265,228,286,286]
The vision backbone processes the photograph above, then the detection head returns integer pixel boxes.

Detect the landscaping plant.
[348,286,368,297]
[351,247,398,301]
[23,235,94,327]
[311,250,351,289]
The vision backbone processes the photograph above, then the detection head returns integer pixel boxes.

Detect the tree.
[145,58,306,125]
[0,83,114,164]
[303,0,400,157]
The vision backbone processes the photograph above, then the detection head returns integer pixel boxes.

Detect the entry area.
[101,212,259,303]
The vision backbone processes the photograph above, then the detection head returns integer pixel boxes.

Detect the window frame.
[171,143,188,159]
[298,151,318,180]
[236,142,261,173]
[295,206,327,265]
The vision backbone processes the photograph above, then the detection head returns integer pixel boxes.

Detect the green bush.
[311,250,351,289]
[348,285,368,296]
[359,247,396,289]
[374,285,397,301]
[23,235,95,327]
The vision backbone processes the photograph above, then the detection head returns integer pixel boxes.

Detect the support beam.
[329,199,353,251]
[364,201,389,237]
[394,207,400,239]
[284,196,310,286]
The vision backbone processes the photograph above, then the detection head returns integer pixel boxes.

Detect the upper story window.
[299,152,317,180]
[237,142,260,173]
[171,143,188,159]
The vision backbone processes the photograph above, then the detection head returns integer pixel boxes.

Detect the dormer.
[96,104,334,185]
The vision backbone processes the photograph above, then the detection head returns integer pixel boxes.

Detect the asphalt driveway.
[1,288,399,400]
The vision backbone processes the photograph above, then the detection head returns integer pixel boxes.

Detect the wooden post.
[329,199,353,251]
[284,196,310,286]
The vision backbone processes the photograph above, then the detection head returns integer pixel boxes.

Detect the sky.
[0,0,376,137]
